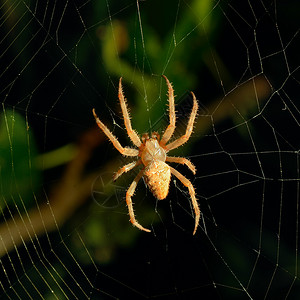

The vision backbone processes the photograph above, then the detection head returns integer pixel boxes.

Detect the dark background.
[0,0,299,299]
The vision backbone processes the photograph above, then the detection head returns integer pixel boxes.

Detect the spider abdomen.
[144,160,171,200]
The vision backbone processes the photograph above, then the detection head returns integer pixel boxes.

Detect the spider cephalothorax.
[93,76,200,234]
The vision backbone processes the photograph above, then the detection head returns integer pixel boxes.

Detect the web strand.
[0,0,299,299]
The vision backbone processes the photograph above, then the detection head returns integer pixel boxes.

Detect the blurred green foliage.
[0,109,40,210]
[74,0,224,262]
[1,0,299,298]
[97,0,222,132]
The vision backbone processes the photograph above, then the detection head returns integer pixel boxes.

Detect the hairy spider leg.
[118,78,142,147]
[170,166,200,235]
[160,75,176,146]
[92,109,139,157]
[126,169,151,233]
[166,156,196,174]
[165,92,198,152]
[113,160,142,181]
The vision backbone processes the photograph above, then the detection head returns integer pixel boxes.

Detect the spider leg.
[93,109,139,157]
[126,169,151,233]
[113,159,142,181]
[166,156,196,174]
[160,75,176,146]
[169,166,200,235]
[165,92,198,152]
[118,78,142,147]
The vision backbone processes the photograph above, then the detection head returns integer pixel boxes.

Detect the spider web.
[0,0,299,299]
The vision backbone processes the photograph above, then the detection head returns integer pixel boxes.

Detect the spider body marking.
[140,133,170,200]
[93,75,200,234]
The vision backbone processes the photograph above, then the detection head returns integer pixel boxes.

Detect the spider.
[92,76,200,234]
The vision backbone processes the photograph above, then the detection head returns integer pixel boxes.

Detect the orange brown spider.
[92,76,200,234]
